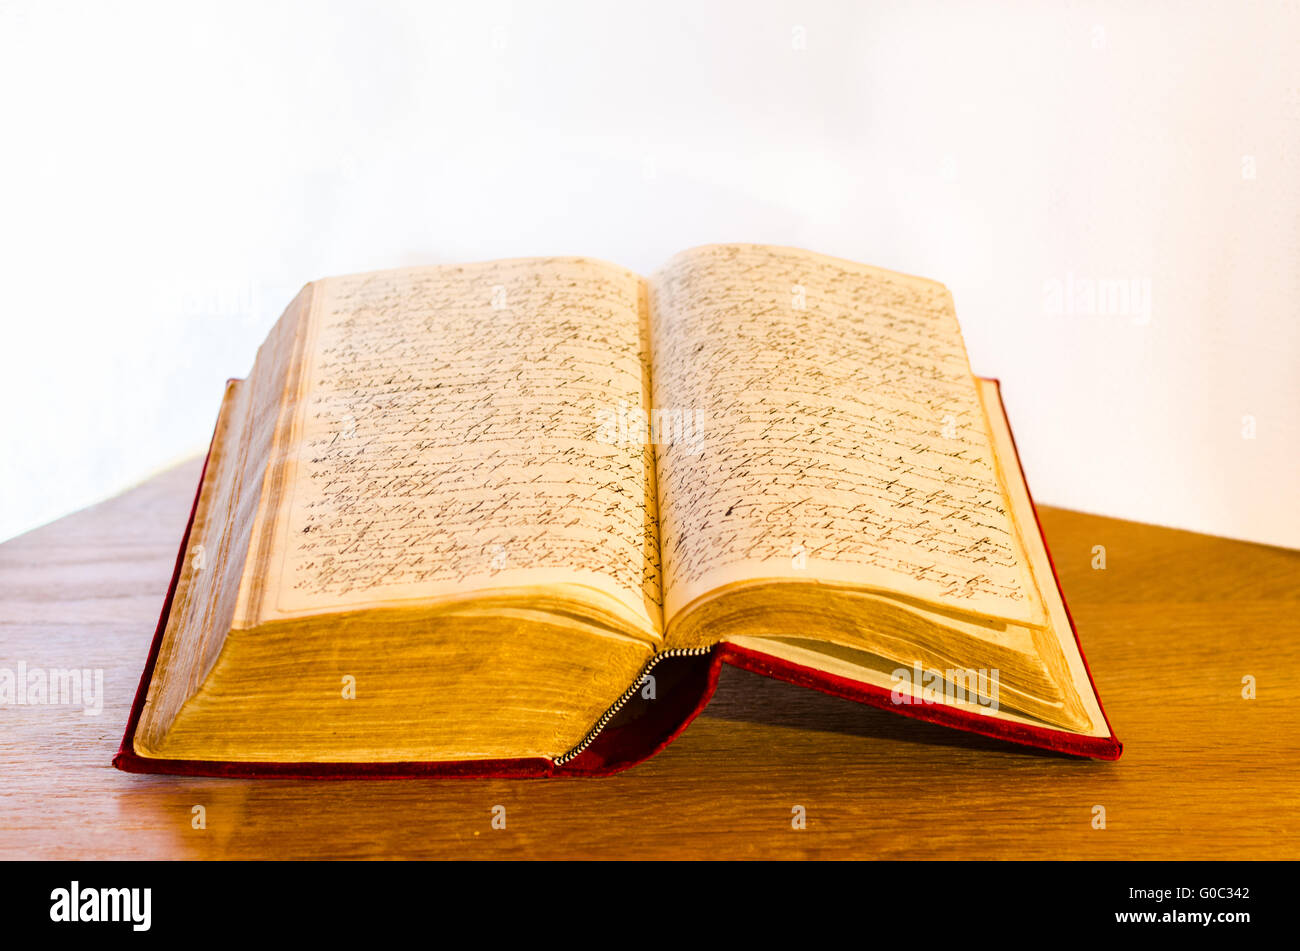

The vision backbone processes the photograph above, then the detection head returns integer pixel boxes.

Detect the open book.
[116,244,1120,778]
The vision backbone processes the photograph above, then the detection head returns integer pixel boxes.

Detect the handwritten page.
[649,244,1043,627]
[258,258,662,633]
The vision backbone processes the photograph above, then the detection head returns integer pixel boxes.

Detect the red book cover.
[114,378,1121,778]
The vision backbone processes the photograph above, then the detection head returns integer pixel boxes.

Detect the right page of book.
[648,244,1045,629]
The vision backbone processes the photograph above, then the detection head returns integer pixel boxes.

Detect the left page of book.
[235,258,664,639]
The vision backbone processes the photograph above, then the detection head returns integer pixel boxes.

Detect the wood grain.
[1,457,1297,859]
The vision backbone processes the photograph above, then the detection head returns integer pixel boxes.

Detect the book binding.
[114,379,1121,778]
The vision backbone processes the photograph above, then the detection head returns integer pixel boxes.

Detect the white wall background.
[2,0,1296,548]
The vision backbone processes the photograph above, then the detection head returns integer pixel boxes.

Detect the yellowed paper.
[255,258,663,634]
[649,244,1044,627]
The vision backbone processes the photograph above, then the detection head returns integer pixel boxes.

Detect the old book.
[115,244,1120,778]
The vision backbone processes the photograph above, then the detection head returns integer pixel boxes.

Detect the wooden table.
[2,457,1297,859]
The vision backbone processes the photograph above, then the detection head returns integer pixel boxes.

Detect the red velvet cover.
[114,379,1121,778]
